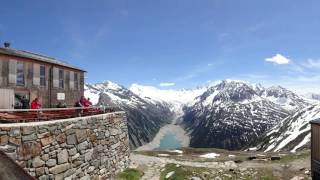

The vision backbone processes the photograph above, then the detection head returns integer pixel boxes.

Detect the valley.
[129,148,311,180]
[85,80,319,152]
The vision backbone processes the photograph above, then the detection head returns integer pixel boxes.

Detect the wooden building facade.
[0,45,85,109]
[311,120,320,179]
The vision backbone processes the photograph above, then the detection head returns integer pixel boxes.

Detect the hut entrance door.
[0,89,14,109]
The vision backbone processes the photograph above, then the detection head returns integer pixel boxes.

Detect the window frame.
[74,72,79,90]
[58,69,64,89]
[39,65,46,87]
[16,62,25,85]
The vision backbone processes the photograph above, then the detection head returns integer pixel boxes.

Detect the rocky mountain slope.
[255,85,310,111]
[85,80,315,151]
[252,104,320,152]
[85,81,174,148]
[182,80,309,150]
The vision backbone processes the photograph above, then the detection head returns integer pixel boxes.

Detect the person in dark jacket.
[21,96,30,109]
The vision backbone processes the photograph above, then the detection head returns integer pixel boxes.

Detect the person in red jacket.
[31,98,42,109]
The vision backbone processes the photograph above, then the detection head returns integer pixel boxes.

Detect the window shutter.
[53,67,59,88]
[33,64,40,86]
[69,71,74,90]
[8,59,17,84]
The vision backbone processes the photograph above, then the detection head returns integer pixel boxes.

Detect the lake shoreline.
[136,122,190,151]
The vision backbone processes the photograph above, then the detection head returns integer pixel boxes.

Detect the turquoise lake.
[158,133,181,150]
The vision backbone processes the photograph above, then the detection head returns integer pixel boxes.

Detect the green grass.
[160,163,206,180]
[116,168,144,180]
[277,151,310,163]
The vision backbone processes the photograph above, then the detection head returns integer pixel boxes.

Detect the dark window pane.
[59,69,64,89]
[40,65,46,86]
[74,73,78,90]
[16,62,24,85]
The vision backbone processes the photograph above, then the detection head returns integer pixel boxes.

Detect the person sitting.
[31,98,41,109]
[84,98,92,107]
[79,96,86,107]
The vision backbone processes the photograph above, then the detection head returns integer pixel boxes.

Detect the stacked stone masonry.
[0,112,130,180]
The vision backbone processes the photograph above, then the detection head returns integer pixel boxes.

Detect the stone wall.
[0,112,130,180]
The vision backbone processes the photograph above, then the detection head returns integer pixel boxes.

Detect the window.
[40,65,46,86]
[74,73,79,90]
[16,62,24,85]
[59,69,64,89]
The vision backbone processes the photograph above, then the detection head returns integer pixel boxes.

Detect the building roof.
[0,47,85,72]
[310,118,320,124]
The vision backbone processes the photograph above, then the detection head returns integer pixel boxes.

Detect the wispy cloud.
[302,59,320,69]
[159,82,175,87]
[175,61,223,82]
[265,54,290,65]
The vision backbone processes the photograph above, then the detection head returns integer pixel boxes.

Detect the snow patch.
[199,153,220,159]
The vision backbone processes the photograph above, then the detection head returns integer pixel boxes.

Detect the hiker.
[31,98,41,109]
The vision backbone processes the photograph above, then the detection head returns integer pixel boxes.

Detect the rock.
[71,153,80,161]
[35,167,45,176]
[76,130,87,143]
[22,133,37,141]
[40,136,53,146]
[80,175,90,180]
[290,176,305,180]
[57,149,68,164]
[38,175,48,180]
[66,134,77,145]
[87,166,95,173]
[270,156,281,161]
[41,154,49,161]
[8,137,21,146]
[78,141,88,150]
[32,156,45,168]
[49,163,70,174]
[110,129,119,136]
[0,135,8,145]
[68,148,77,156]
[56,134,66,144]
[22,127,35,135]
[17,142,42,160]
[105,130,110,137]
[9,128,20,137]
[46,159,57,167]
[85,149,93,162]
[223,174,232,178]
[166,171,175,178]
[305,170,311,175]
[191,177,202,180]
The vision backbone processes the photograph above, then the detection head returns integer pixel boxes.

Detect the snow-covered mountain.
[85,81,174,148]
[252,104,320,152]
[256,85,310,111]
[129,84,206,115]
[182,81,294,150]
[85,79,315,151]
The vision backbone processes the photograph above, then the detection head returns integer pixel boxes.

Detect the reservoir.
[158,133,182,150]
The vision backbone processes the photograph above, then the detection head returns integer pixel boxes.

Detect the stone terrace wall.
[0,112,130,180]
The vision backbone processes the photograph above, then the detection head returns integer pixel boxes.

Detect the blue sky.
[1,0,320,93]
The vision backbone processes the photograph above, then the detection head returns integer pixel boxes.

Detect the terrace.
[0,106,118,123]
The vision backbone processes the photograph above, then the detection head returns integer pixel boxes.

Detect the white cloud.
[302,59,320,69]
[159,82,175,87]
[265,54,290,65]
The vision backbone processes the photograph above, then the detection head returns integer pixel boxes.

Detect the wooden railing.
[0,106,120,123]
